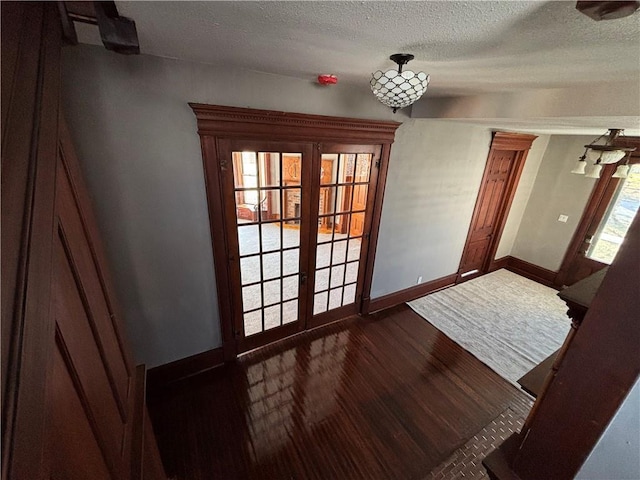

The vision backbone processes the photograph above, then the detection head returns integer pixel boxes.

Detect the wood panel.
[457,132,536,283]
[1,5,60,478]
[1,5,165,477]
[148,304,529,480]
[365,273,457,314]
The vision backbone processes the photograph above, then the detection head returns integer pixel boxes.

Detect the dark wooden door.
[218,139,315,353]
[457,133,536,282]
[309,144,382,328]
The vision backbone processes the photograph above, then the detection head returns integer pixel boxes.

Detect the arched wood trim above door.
[190,104,400,360]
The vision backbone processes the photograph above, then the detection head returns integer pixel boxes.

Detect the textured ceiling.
[77,1,640,97]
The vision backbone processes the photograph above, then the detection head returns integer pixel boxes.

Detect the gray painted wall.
[510,135,597,271]
[371,120,491,297]
[495,134,550,259]
[63,45,501,366]
[576,377,640,480]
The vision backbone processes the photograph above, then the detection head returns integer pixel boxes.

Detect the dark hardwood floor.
[148,304,529,480]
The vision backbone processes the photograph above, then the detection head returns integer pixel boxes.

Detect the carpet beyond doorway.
[408,269,570,387]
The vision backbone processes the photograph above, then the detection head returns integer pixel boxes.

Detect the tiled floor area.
[424,396,533,479]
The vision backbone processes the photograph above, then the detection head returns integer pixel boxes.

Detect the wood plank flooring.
[147,304,530,480]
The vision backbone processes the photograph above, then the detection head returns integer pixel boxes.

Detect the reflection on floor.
[148,304,530,480]
[238,223,362,334]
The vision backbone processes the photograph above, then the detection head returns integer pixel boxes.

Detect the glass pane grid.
[313,152,367,315]
[233,150,303,337]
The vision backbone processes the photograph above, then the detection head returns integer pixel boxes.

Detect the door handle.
[300,272,307,284]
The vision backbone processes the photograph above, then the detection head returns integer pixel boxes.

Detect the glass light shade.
[586,163,603,179]
[598,149,627,164]
[571,160,587,174]
[585,149,603,163]
[370,69,430,110]
[612,164,630,178]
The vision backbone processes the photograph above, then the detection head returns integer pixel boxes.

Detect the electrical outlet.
[558,214,569,223]
[417,276,423,284]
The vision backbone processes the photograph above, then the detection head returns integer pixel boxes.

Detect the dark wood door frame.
[556,136,640,288]
[456,132,537,283]
[190,104,400,360]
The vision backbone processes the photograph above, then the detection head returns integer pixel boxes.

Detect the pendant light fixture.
[370,54,430,113]
[571,129,636,178]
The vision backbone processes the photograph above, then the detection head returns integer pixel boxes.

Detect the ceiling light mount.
[370,53,430,113]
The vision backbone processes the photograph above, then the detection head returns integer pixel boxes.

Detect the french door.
[218,139,381,353]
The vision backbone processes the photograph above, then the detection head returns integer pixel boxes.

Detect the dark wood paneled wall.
[1,3,165,478]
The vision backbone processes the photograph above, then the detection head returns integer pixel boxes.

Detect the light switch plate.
[558,214,569,223]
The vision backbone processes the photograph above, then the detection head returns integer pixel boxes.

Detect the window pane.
[262,253,280,280]
[235,192,259,222]
[330,265,345,288]
[316,243,331,268]
[258,152,280,188]
[314,292,328,315]
[258,189,281,222]
[283,189,302,220]
[336,186,353,213]
[332,240,347,264]
[319,187,336,216]
[244,310,262,336]
[242,285,261,312]
[263,279,281,306]
[346,262,359,284]
[355,154,372,183]
[587,164,640,264]
[240,256,261,285]
[238,225,259,255]
[261,223,280,251]
[283,224,300,248]
[282,300,298,324]
[329,288,343,310]
[343,284,356,305]
[315,268,329,293]
[282,154,302,186]
[320,154,338,185]
[264,305,280,330]
[283,275,299,301]
[347,238,362,262]
[283,248,299,275]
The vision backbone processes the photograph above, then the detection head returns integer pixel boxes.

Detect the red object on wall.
[317,74,338,85]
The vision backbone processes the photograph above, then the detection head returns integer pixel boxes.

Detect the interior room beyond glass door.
[310,146,381,326]
[220,140,313,352]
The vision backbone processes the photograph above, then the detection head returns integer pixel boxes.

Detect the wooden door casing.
[190,104,399,359]
[457,132,537,282]
[557,139,640,287]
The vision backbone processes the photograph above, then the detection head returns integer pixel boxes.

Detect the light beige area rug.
[408,269,571,387]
